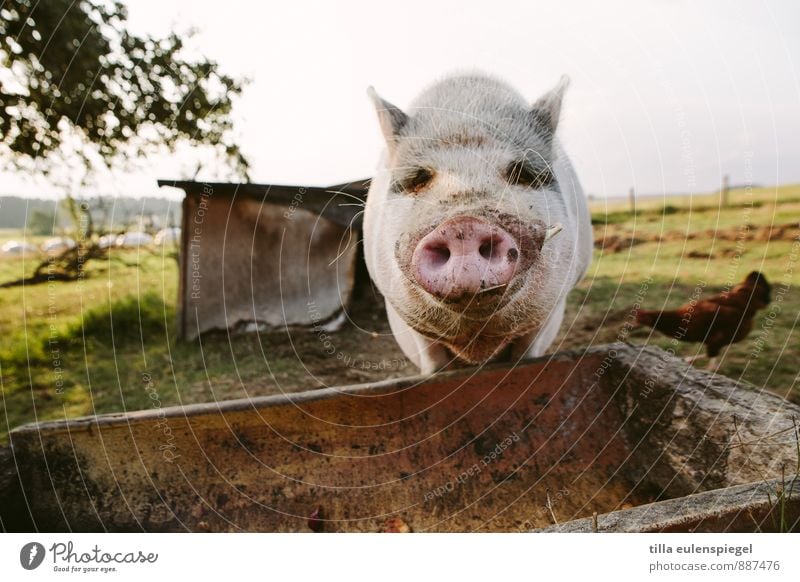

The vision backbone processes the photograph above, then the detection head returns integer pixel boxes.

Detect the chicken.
[635,271,772,369]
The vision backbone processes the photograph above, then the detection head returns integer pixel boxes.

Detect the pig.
[363,74,593,373]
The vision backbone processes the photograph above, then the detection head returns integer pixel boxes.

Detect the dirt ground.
[230,281,415,394]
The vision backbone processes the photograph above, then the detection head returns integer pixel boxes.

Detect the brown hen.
[635,271,772,369]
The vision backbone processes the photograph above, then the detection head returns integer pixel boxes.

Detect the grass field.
[1,184,799,444]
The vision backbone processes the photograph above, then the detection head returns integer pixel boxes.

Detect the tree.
[1,195,104,288]
[26,208,57,235]
[0,0,249,180]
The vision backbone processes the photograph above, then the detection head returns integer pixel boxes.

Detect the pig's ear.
[367,87,409,147]
[531,75,570,136]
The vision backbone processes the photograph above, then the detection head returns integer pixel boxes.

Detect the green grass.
[1,184,799,444]
[0,242,379,444]
[0,247,183,440]
[574,183,800,402]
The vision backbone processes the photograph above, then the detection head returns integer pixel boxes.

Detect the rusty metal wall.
[179,192,357,339]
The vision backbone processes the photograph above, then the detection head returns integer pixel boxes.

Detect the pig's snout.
[411,217,519,301]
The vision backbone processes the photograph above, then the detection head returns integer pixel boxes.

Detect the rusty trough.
[1,343,798,532]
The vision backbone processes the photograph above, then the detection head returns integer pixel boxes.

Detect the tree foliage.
[26,208,56,235]
[0,0,249,179]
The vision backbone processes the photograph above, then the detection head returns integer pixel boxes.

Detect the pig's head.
[365,75,575,364]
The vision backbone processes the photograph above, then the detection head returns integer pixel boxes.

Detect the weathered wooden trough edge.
[611,343,800,421]
[535,477,800,533]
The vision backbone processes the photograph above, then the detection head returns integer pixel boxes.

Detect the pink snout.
[411,216,519,301]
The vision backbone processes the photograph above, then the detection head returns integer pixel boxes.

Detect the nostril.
[478,238,494,260]
[425,244,451,268]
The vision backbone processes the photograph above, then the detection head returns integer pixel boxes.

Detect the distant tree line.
[0,197,59,231]
[0,195,181,235]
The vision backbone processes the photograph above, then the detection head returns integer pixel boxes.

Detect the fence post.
[721,174,729,207]
[628,187,636,215]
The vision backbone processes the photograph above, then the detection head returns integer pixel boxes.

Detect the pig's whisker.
[328,210,364,267]
[346,209,365,231]
[544,223,563,242]
[477,283,508,294]
[327,190,366,207]
[328,229,355,267]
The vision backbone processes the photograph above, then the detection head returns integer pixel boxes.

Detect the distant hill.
[0,195,182,234]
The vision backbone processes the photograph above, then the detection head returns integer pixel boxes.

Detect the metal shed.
[159,179,370,340]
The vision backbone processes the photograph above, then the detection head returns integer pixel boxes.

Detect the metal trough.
[1,344,798,532]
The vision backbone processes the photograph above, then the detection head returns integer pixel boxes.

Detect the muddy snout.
[410,216,522,301]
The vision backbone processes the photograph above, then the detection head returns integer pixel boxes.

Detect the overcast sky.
[3,0,799,199]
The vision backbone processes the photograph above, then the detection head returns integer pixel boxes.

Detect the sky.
[2,0,799,199]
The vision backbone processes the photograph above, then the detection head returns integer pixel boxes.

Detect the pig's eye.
[506,161,554,190]
[399,167,434,194]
